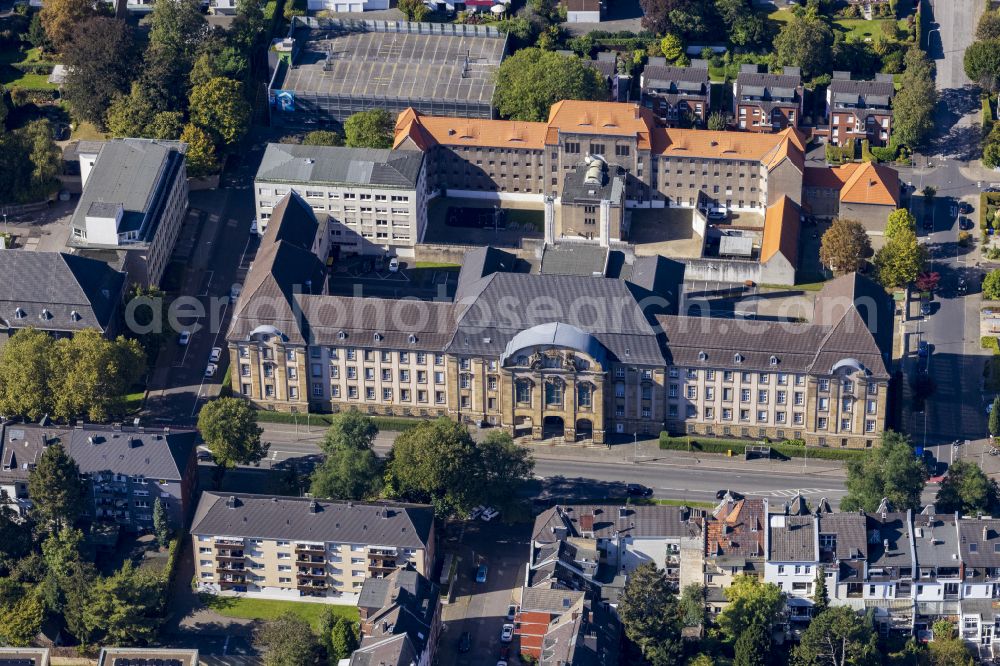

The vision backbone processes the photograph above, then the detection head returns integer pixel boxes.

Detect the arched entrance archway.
[576,418,593,441]
[543,415,565,439]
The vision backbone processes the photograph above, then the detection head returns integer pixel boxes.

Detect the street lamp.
[633,431,638,463]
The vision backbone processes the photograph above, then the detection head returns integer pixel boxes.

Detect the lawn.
[199,594,359,629]
[414,261,461,269]
[0,47,59,91]
[833,17,910,42]
[71,121,107,141]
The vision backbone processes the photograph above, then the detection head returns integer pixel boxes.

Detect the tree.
[343,109,395,149]
[885,208,916,240]
[978,10,1000,41]
[63,17,135,126]
[689,655,715,666]
[914,271,940,293]
[40,526,97,643]
[841,431,927,512]
[965,40,1000,93]
[302,130,344,147]
[679,583,705,627]
[27,12,51,52]
[50,330,147,422]
[181,124,218,177]
[146,111,184,141]
[927,620,975,666]
[153,497,170,548]
[28,443,87,528]
[936,460,995,515]
[39,0,97,53]
[197,397,268,474]
[717,575,785,642]
[774,11,834,79]
[105,82,157,139]
[84,561,165,645]
[230,0,265,50]
[990,396,1000,436]
[874,226,926,288]
[819,218,871,274]
[984,268,1000,300]
[793,606,878,666]
[0,327,54,419]
[0,121,61,204]
[494,48,607,122]
[0,491,34,575]
[639,0,715,37]
[310,442,383,500]
[617,562,682,666]
[189,44,248,88]
[329,616,359,662]
[707,111,728,130]
[733,623,769,666]
[189,77,251,147]
[318,409,378,454]
[254,612,319,666]
[149,0,206,67]
[812,569,829,616]
[387,418,534,517]
[0,587,44,646]
[397,0,429,20]
[716,0,767,48]
[893,47,937,148]
[660,34,684,61]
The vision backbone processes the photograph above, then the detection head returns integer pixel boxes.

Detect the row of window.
[258,187,410,204]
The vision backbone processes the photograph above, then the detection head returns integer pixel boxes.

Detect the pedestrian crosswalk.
[767,488,841,498]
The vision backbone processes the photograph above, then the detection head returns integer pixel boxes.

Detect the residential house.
[640,58,711,127]
[562,0,601,22]
[765,512,820,624]
[97,649,199,666]
[536,596,620,666]
[68,139,188,288]
[826,72,895,147]
[958,517,1000,658]
[912,507,962,638]
[704,495,768,617]
[0,423,197,530]
[191,493,435,605]
[864,503,917,635]
[733,65,804,132]
[352,568,441,666]
[803,161,900,233]
[0,251,126,343]
[254,143,428,257]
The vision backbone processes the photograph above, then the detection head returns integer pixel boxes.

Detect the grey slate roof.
[866,511,914,572]
[0,424,195,481]
[0,251,125,334]
[357,568,438,662]
[642,63,709,92]
[828,78,894,108]
[521,587,586,613]
[539,245,608,277]
[256,143,424,189]
[264,192,319,251]
[736,71,802,103]
[69,139,186,246]
[190,492,434,549]
[769,514,816,562]
[958,519,1000,568]
[532,504,701,542]
[817,513,868,560]
[913,511,961,569]
[349,634,417,666]
[454,246,519,302]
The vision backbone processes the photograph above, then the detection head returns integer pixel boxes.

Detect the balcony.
[216,562,246,573]
[297,568,326,578]
[297,554,325,564]
[216,549,245,559]
[295,543,325,556]
[219,578,247,590]
[368,547,398,557]
[214,539,244,547]
[368,557,397,573]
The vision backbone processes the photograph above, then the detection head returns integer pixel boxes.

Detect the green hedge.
[985,96,995,130]
[983,336,1000,353]
[254,409,422,432]
[659,433,867,460]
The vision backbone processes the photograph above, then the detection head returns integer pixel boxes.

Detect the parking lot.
[327,255,458,300]
[438,520,530,665]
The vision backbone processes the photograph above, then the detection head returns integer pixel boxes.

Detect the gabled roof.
[349,633,418,666]
[546,101,656,145]
[769,514,816,562]
[190,492,434,549]
[706,497,767,559]
[651,127,805,167]
[264,192,318,251]
[393,109,548,150]
[532,504,701,542]
[839,160,899,206]
[817,513,868,560]
[761,195,801,266]
[958,519,1000,568]
[0,251,125,334]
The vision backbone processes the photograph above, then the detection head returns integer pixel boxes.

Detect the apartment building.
[395,101,808,212]
[826,72,895,147]
[640,58,711,127]
[0,423,197,529]
[704,496,768,616]
[97,649,199,666]
[958,519,1000,652]
[0,649,49,666]
[68,139,188,287]
[804,160,900,234]
[0,251,126,343]
[732,65,804,132]
[352,568,441,666]
[254,143,428,258]
[191,493,435,605]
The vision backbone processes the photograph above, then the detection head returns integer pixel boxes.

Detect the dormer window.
[39,309,51,320]
[408,334,417,344]
[338,330,346,340]
[14,308,25,319]
[698,351,707,362]
[770,355,778,366]
[373,333,382,342]
[734,353,743,364]
[70,310,80,321]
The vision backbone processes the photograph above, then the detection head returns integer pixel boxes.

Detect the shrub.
[959,230,972,246]
[985,96,995,130]
[983,336,1000,353]
[658,434,866,460]
[861,139,875,162]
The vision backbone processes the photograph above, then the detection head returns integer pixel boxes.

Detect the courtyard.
[424,197,544,247]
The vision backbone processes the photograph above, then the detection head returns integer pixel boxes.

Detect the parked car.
[389,257,400,272]
[197,449,213,461]
[457,631,472,653]
[501,624,515,643]
[626,483,653,497]
[481,507,500,521]
[707,207,728,221]
[499,646,510,660]
[178,330,191,345]
[958,278,967,294]
[476,564,488,583]
[209,347,222,363]
[506,605,518,621]
[920,302,932,316]
[959,202,973,214]
[230,283,242,303]
[716,489,744,500]
[250,219,259,236]
[205,363,218,377]
[959,216,974,230]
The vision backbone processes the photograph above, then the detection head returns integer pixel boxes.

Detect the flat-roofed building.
[191,492,435,605]
[0,649,49,666]
[254,143,427,257]
[267,18,507,128]
[97,649,198,666]
[67,139,188,288]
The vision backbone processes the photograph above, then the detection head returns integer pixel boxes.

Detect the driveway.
[438,521,529,665]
